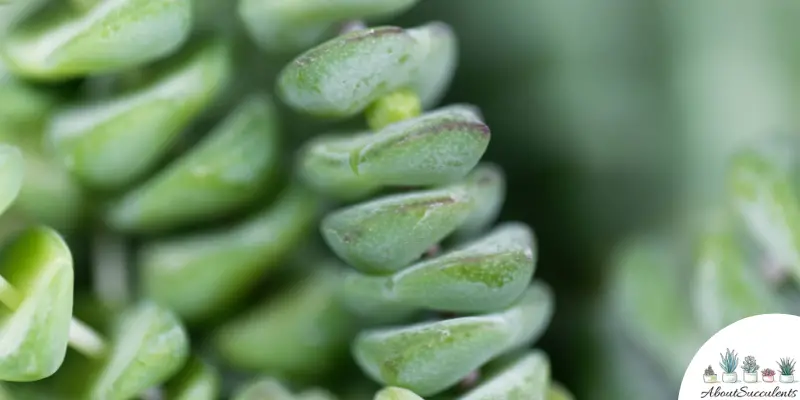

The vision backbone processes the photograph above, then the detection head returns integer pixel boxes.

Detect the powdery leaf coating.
[238,0,419,53]
[88,301,189,400]
[0,145,23,216]
[140,183,321,322]
[728,142,800,280]
[344,222,536,313]
[212,268,355,377]
[407,22,458,109]
[300,104,489,201]
[456,163,506,237]
[375,386,424,400]
[1,0,191,80]
[277,26,425,117]
[164,357,220,400]
[0,227,73,382]
[106,94,279,233]
[458,351,549,400]
[47,38,231,189]
[353,283,553,396]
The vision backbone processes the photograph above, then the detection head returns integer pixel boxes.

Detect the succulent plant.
[762,368,776,377]
[704,366,715,376]
[742,356,759,374]
[778,358,796,376]
[719,349,739,374]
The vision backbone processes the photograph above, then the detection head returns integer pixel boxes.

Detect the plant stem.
[0,274,107,359]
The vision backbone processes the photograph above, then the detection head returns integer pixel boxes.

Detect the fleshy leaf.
[344,222,535,313]
[141,183,321,321]
[0,62,58,128]
[238,0,419,53]
[375,386,424,400]
[0,144,23,216]
[0,226,73,382]
[106,94,279,232]
[407,22,457,109]
[353,283,553,396]
[1,0,192,80]
[458,351,549,400]
[299,105,489,200]
[46,38,231,189]
[546,382,574,400]
[213,267,355,377]
[88,301,189,400]
[164,357,220,400]
[456,163,506,237]
[232,378,293,400]
[277,26,425,117]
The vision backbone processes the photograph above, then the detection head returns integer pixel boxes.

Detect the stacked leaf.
[277,19,570,398]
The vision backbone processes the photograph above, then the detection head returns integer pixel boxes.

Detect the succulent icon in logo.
[778,358,796,383]
[703,365,718,383]
[762,368,776,383]
[719,348,739,383]
[742,356,759,383]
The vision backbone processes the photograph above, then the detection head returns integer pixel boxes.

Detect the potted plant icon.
[704,365,719,383]
[743,356,759,383]
[778,358,796,383]
[720,348,739,383]
[763,368,776,383]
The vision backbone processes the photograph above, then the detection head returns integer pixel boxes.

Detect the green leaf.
[299,105,489,200]
[106,94,280,232]
[1,0,192,80]
[46,38,232,189]
[458,351,549,400]
[0,62,59,128]
[375,386,424,400]
[164,357,220,400]
[692,212,783,335]
[321,165,500,274]
[0,144,23,216]
[140,182,321,321]
[546,382,574,400]
[213,267,356,378]
[232,378,293,400]
[406,22,457,109]
[87,301,189,400]
[353,283,553,396]
[0,226,73,382]
[277,26,425,118]
[239,0,419,53]
[344,222,536,313]
[456,163,505,237]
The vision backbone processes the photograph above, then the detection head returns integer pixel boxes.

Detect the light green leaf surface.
[0,226,73,382]
[107,94,280,232]
[213,267,355,377]
[546,382,574,400]
[238,0,419,53]
[164,357,220,400]
[141,183,321,321]
[375,386,423,400]
[0,62,58,128]
[456,163,505,237]
[344,222,535,313]
[406,22,457,109]
[232,378,293,400]
[458,351,549,400]
[47,38,231,189]
[1,0,192,80]
[353,283,553,396]
[0,144,23,216]
[299,105,489,200]
[88,301,189,400]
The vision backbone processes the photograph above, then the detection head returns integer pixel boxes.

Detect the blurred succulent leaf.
[106,94,280,233]
[232,378,294,400]
[213,267,356,377]
[728,142,800,280]
[546,382,575,400]
[353,283,553,396]
[164,357,220,400]
[88,301,189,400]
[1,0,192,80]
[322,165,503,274]
[374,386,423,400]
[47,38,231,189]
[344,222,535,313]
[0,144,23,216]
[0,62,59,128]
[299,105,489,201]
[406,22,457,109]
[0,226,73,381]
[141,183,321,322]
[238,0,419,53]
[692,212,784,334]
[277,26,426,118]
[458,351,549,400]
[456,163,506,237]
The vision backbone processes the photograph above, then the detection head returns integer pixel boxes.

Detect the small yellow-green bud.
[366,88,422,131]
